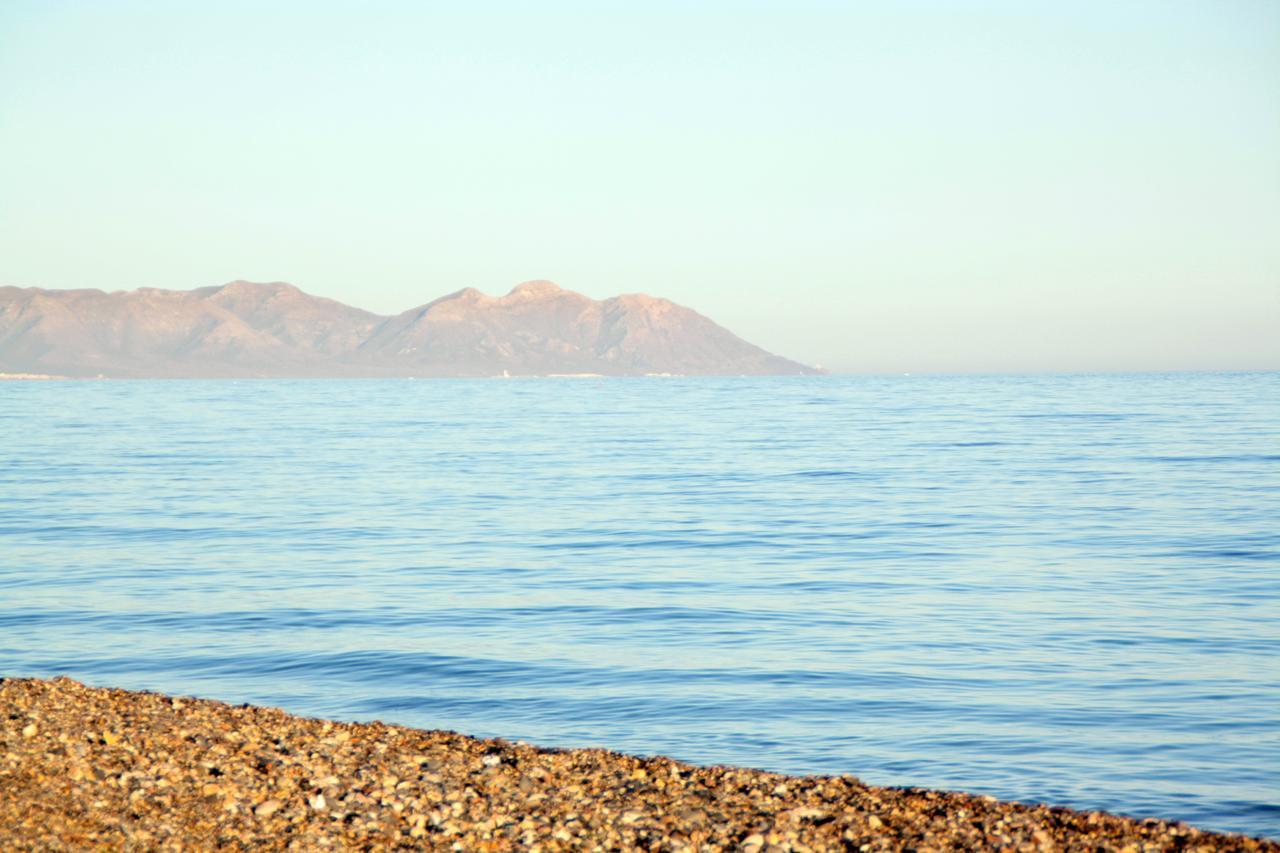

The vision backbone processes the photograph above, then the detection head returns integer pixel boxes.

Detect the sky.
[1,0,1277,373]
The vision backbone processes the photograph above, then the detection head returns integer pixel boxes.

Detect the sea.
[2,374,1277,838]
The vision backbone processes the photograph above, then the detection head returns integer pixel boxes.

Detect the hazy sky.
[2,1,1276,373]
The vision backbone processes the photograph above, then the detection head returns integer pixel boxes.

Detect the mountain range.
[0,280,822,378]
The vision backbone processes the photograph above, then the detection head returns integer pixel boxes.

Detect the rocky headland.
[0,280,822,378]
[2,677,1273,851]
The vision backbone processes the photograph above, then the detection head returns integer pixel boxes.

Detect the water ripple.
[2,373,1278,837]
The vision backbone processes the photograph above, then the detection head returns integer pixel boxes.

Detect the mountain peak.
[435,286,490,303]
[217,280,301,296]
[506,280,565,298]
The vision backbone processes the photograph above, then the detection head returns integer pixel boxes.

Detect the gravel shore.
[2,677,1273,851]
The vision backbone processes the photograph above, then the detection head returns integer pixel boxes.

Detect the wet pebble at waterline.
[2,678,1275,851]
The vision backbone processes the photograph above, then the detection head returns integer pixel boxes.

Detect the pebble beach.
[2,677,1274,851]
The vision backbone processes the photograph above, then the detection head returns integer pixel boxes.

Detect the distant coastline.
[0,372,70,381]
[0,280,824,379]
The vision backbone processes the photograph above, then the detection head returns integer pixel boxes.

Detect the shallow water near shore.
[2,374,1278,837]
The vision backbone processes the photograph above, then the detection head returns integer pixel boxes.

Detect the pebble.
[254,798,282,817]
[1,676,1275,851]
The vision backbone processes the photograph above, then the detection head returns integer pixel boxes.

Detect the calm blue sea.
[2,374,1277,837]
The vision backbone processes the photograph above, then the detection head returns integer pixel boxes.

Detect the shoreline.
[0,372,72,380]
[2,677,1273,851]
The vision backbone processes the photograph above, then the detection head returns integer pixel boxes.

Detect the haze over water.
[2,374,1277,838]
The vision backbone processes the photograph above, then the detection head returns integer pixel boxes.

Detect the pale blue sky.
[2,1,1277,372]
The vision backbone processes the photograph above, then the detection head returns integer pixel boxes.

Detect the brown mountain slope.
[0,280,822,377]
[0,282,380,378]
[201,281,383,358]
